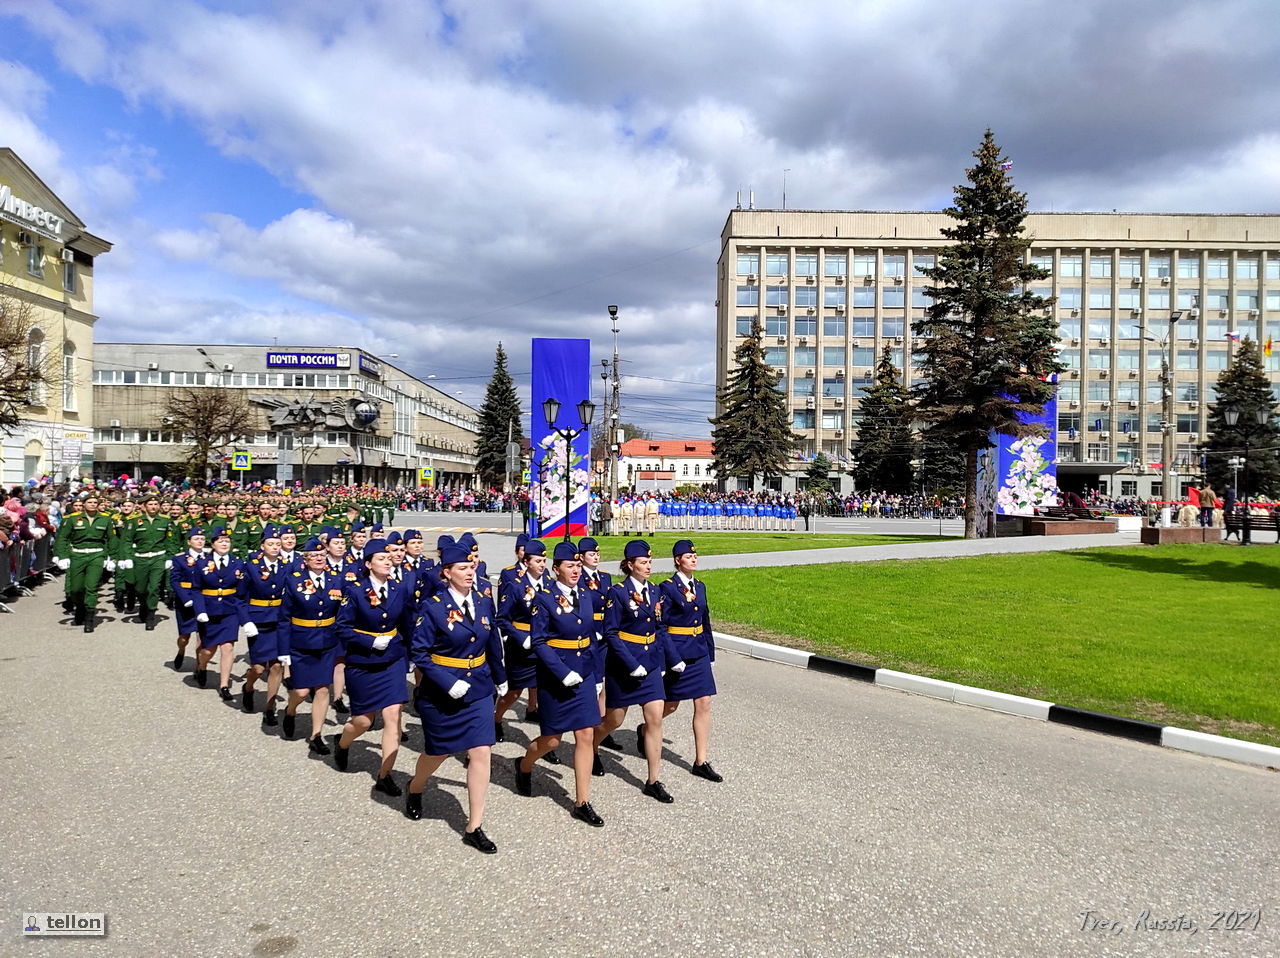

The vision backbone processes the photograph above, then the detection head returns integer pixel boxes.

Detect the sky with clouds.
[3,0,1279,438]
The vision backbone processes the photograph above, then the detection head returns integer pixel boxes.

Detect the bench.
[1040,506,1107,521]
[1223,510,1280,543]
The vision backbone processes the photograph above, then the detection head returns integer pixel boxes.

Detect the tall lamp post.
[1140,308,1181,525]
[1222,405,1268,546]
[542,396,595,541]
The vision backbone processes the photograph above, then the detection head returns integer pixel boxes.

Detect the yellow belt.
[291,616,336,627]
[593,612,604,621]
[355,628,397,638]
[178,581,193,589]
[547,637,591,650]
[619,631,654,646]
[249,598,282,607]
[666,625,703,636]
[201,588,237,596]
[511,621,531,632]
[430,652,486,669]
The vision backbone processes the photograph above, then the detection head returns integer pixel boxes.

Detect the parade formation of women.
[45,491,722,856]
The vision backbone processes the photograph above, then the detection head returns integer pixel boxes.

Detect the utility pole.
[1159,310,1183,526]
[606,305,621,510]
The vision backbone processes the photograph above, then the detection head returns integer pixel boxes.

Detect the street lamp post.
[1140,310,1181,525]
[542,396,596,541]
[1223,406,1268,546]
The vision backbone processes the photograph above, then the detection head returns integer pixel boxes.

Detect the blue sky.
[3,0,1279,437]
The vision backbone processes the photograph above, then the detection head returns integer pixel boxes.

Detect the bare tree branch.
[163,388,254,480]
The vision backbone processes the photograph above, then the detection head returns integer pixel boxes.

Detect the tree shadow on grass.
[1069,550,1280,591]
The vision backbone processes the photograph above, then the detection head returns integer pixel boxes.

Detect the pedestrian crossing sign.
[521,469,531,484]
[231,452,252,471]
[419,466,434,485]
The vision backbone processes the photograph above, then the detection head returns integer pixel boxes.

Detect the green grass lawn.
[697,546,1280,746]
[585,532,953,562]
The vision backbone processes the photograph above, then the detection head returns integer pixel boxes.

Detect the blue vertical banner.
[531,338,591,539]
[995,383,1060,516]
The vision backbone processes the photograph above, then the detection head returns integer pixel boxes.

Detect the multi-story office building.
[93,343,479,487]
[717,210,1280,497]
[0,148,112,484]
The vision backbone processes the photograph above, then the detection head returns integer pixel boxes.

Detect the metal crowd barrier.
[0,532,56,613]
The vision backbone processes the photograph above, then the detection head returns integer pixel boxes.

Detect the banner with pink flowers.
[995,390,1059,516]
[531,338,591,539]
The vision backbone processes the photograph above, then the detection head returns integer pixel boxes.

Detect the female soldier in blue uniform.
[656,540,722,783]
[404,544,508,855]
[332,538,415,796]
[515,542,605,827]
[596,539,683,804]
[493,539,549,743]
[578,536,619,756]
[241,524,289,723]
[169,527,206,672]
[191,526,249,700]
[280,537,344,754]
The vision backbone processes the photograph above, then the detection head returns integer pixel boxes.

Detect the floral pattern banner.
[995,390,1059,516]
[530,337,591,539]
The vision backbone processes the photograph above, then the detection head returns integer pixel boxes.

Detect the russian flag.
[1225,330,1242,341]
[999,161,1014,171]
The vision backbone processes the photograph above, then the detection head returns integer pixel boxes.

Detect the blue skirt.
[347,661,407,715]
[416,691,496,755]
[175,605,198,634]
[604,664,666,709]
[504,636,538,689]
[664,655,716,702]
[291,644,339,690]
[536,665,603,735]
[197,614,238,649]
[247,623,284,665]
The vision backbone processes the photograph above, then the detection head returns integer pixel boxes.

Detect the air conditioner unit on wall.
[17,231,32,245]
[109,419,121,428]
[778,305,787,314]
[835,275,845,284]
[61,248,75,262]
[1101,431,1111,439]
[148,362,159,370]
[834,429,844,437]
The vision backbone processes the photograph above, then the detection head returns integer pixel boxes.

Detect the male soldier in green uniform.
[53,491,116,633]
[118,494,175,630]
[112,498,139,614]
[233,500,265,558]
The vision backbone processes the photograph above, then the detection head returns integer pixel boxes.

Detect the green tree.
[804,451,834,493]
[475,343,524,490]
[915,425,967,497]
[849,351,916,494]
[913,131,1063,537]
[709,321,799,489]
[1203,338,1280,497]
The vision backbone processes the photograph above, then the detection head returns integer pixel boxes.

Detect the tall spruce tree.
[1203,338,1280,497]
[916,425,967,497]
[804,451,835,493]
[913,131,1063,537]
[710,321,799,489]
[849,350,916,494]
[476,343,524,490]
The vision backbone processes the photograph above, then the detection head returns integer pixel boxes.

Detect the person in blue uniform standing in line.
[332,537,415,796]
[498,533,528,588]
[578,536,619,757]
[595,539,683,804]
[169,526,206,673]
[191,526,250,701]
[404,544,508,855]
[241,524,290,723]
[515,541,606,827]
[401,529,428,576]
[493,539,556,758]
[655,539,723,783]
[280,537,344,755]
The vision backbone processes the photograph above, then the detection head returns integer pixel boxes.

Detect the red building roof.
[620,439,713,458]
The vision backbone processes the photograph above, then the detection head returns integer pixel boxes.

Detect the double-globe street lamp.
[1222,405,1269,546]
[542,397,596,541]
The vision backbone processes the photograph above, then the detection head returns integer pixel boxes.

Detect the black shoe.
[333,735,350,771]
[400,729,409,744]
[172,649,184,670]
[282,713,296,738]
[515,757,532,797]
[642,780,674,804]
[592,754,605,777]
[241,687,254,712]
[635,723,646,756]
[525,708,540,723]
[600,733,623,751]
[261,709,278,728]
[195,669,209,689]
[374,775,401,797]
[218,686,233,702]
[83,614,96,634]
[543,748,561,765]
[404,790,423,820]
[691,761,723,783]
[462,827,497,854]
[113,596,125,613]
[494,720,505,743]
[308,735,331,756]
[62,597,74,614]
[333,696,349,714]
[72,603,85,625]
[571,801,605,827]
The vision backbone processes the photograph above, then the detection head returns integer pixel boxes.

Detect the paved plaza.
[2,574,1275,957]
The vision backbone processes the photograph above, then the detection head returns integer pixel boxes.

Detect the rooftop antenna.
[748,188,755,210]
[782,168,791,210]
[736,189,742,209]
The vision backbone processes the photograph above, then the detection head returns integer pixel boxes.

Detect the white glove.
[448,679,470,699]
[562,670,583,687]
[278,655,292,666]
[630,665,647,678]
[521,637,531,650]
[243,622,259,637]
[118,559,133,570]
[196,612,209,623]
[495,681,509,696]
[183,600,193,608]
[371,633,392,651]
[104,559,116,572]
[164,559,172,571]
[56,557,70,570]
[595,681,604,695]
[671,660,687,673]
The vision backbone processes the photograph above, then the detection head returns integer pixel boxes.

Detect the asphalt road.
[2,584,1276,957]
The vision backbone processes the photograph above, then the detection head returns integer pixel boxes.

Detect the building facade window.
[737,253,758,275]
[62,343,76,410]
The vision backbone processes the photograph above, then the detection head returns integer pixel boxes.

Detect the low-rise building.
[618,438,715,489]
